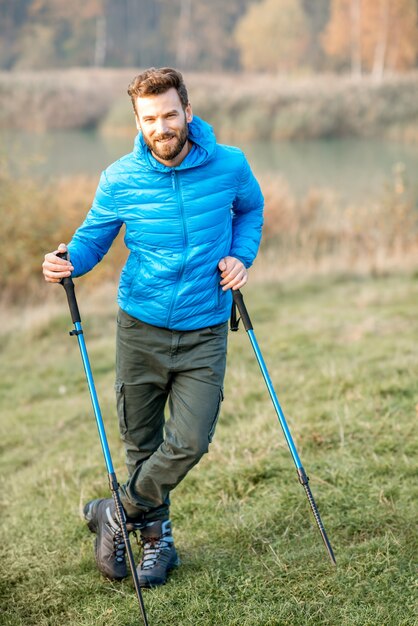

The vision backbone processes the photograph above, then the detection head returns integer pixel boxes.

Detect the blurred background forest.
[1,0,418,75]
[1,0,418,302]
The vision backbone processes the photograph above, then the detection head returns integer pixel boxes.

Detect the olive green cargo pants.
[116,308,228,522]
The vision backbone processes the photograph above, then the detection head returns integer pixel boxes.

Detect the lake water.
[3,129,418,203]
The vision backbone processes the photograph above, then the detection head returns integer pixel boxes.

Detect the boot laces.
[110,526,126,564]
[103,503,126,564]
[141,534,171,570]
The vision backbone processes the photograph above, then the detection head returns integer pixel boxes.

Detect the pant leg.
[115,308,172,519]
[116,380,167,477]
[120,319,228,521]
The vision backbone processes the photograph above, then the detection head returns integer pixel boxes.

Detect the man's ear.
[185,103,193,124]
[135,113,141,132]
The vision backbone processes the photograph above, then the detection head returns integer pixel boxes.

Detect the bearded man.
[42,67,264,588]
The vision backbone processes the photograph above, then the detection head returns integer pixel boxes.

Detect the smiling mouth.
[156,135,175,143]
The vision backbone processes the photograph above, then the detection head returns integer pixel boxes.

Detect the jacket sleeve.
[230,156,264,268]
[67,171,123,277]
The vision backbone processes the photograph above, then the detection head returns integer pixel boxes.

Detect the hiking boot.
[137,519,180,588]
[83,498,128,581]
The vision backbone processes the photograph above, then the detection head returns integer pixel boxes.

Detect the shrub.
[258,165,418,277]
[3,70,418,142]
[1,164,417,304]
[0,164,126,303]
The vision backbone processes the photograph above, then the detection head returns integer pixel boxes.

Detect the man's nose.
[155,117,168,135]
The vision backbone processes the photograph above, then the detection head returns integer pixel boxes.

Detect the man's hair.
[127,67,189,115]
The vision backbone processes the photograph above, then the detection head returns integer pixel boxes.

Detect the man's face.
[135,88,193,165]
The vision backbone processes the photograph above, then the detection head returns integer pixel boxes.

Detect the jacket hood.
[133,115,217,171]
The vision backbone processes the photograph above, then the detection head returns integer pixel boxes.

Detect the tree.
[29,0,106,65]
[3,0,350,73]
[159,0,252,72]
[0,0,33,68]
[301,0,331,71]
[234,0,310,73]
[322,0,418,78]
[363,0,418,78]
[14,22,56,69]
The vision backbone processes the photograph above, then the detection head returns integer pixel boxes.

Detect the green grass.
[1,274,417,625]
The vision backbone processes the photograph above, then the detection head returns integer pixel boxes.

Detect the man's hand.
[218,256,247,291]
[42,243,73,283]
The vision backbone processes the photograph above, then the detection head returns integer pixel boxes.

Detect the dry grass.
[253,168,418,281]
[0,166,126,303]
[2,69,418,142]
[0,68,131,132]
[1,160,417,304]
[103,71,418,143]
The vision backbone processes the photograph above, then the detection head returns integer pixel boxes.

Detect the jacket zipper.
[166,170,189,327]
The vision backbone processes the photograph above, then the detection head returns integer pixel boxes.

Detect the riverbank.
[1,69,418,142]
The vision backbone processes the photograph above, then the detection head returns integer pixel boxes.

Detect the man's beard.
[143,121,189,162]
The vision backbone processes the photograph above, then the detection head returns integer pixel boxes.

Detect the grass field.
[0,274,417,625]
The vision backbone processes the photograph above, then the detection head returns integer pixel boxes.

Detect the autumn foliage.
[234,0,310,72]
[322,0,418,77]
[234,0,418,77]
[1,0,418,75]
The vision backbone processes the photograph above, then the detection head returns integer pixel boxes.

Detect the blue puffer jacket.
[68,116,264,330]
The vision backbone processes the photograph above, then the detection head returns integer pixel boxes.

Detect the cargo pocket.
[208,387,224,443]
[115,381,128,436]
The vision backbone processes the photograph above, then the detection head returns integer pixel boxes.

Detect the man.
[42,67,264,588]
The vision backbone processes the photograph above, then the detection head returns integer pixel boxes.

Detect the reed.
[2,69,418,141]
[2,161,417,303]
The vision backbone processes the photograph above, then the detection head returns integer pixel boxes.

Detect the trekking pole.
[58,254,150,626]
[231,290,336,566]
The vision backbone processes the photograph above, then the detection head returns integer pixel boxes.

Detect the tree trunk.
[94,14,107,67]
[350,0,362,77]
[176,0,193,69]
[372,0,389,81]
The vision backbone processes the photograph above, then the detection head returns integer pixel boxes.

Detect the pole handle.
[57,252,81,324]
[232,289,253,331]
